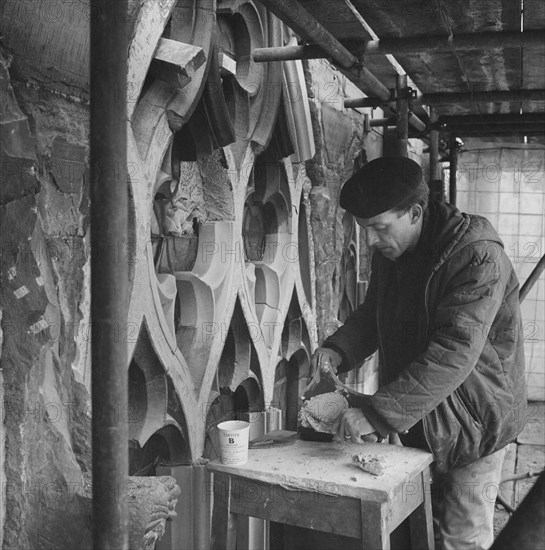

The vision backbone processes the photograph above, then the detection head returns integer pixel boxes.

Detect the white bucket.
[217,420,250,466]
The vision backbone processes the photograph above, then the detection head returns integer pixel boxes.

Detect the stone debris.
[352,453,385,476]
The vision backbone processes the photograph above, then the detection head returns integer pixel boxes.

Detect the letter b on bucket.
[217,420,250,465]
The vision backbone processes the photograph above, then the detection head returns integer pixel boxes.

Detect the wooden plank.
[228,477,362,539]
[383,469,425,532]
[360,500,390,549]
[409,469,434,550]
[210,473,238,550]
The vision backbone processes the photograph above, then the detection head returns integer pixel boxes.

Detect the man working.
[315,156,527,550]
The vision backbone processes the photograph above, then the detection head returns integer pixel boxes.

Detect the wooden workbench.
[208,438,434,550]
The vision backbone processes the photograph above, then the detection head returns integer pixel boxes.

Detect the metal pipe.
[254,0,358,69]
[421,89,545,106]
[496,493,516,515]
[369,117,394,127]
[444,125,545,136]
[437,113,545,126]
[408,112,427,133]
[501,470,542,484]
[452,132,544,138]
[444,123,545,131]
[345,89,545,108]
[338,65,392,101]
[386,106,427,134]
[345,96,387,109]
[253,44,327,62]
[90,0,129,547]
[519,254,545,303]
[396,74,409,156]
[449,134,458,206]
[362,29,545,56]
[429,107,440,196]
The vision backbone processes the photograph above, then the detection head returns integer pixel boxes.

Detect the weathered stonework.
[304,59,382,344]
[0,48,92,548]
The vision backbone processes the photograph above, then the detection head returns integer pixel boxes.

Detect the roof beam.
[361,29,545,56]
[346,89,545,108]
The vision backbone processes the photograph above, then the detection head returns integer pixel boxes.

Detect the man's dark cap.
[340,156,422,218]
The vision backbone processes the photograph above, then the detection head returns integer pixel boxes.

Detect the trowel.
[299,352,368,441]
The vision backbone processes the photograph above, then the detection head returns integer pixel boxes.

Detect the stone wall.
[0,48,92,549]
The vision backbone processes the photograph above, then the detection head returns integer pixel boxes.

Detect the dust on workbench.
[253,439,412,489]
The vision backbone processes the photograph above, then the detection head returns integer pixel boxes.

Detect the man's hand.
[311,347,342,375]
[339,408,379,444]
[303,348,343,398]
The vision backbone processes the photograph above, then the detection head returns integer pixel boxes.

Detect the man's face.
[354,208,420,260]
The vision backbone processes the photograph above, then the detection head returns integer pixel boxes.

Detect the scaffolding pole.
[520,254,545,303]
[429,107,442,200]
[90,0,129,548]
[345,89,545,109]
[449,134,458,206]
[396,75,409,157]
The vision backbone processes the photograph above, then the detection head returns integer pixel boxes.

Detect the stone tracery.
[125,2,317,544]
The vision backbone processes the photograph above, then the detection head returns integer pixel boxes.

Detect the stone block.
[50,137,87,195]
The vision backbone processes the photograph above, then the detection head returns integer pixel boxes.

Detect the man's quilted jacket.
[323,201,528,473]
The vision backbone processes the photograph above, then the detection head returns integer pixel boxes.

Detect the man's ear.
[410,204,423,224]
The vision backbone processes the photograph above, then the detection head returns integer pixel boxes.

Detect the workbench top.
[207,438,433,503]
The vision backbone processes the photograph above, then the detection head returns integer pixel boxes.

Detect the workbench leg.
[269,521,285,550]
[210,473,238,550]
[409,468,434,550]
[360,500,390,550]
